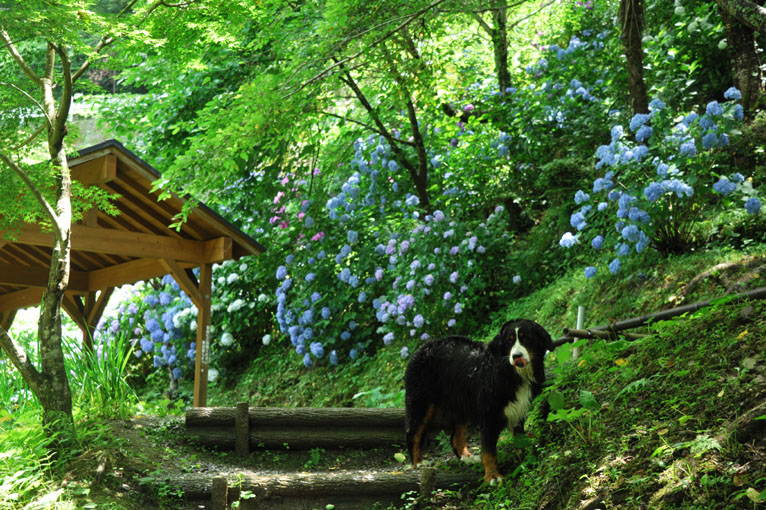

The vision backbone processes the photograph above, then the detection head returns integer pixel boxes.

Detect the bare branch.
[0,151,61,237]
[72,36,115,83]
[0,27,42,85]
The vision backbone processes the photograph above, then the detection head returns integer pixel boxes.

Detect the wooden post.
[193,263,212,407]
[235,401,250,458]
[211,476,228,510]
[419,467,436,499]
[572,305,585,359]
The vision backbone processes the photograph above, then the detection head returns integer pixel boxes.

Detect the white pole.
[573,305,585,359]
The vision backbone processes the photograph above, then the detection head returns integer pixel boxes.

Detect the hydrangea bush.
[560,88,762,278]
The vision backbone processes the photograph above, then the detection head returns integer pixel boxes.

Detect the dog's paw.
[460,454,481,465]
[419,459,435,468]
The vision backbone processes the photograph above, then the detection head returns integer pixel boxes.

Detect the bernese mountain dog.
[404,318,553,484]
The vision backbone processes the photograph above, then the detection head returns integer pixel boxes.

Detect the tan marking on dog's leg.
[452,424,473,458]
[411,404,436,468]
[482,452,502,483]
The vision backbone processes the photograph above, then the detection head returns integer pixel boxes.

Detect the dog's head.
[488,319,553,379]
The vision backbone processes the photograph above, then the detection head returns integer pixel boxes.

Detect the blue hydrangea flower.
[329,350,339,365]
[425,274,435,286]
[617,243,631,256]
[629,113,651,132]
[713,177,737,195]
[733,104,744,121]
[699,115,715,130]
[745,197,761,214]
[454,302,463,314]
[305,273,316,282]
[310,342,324,358]
[443,292,453,301]
[584,266,597,279]
[383,332,394,345]
[706,101,723,116]
[341,331,351,341]
[679,141,697,157]
[611,125,624,141]
[682,112,699,126]
[597,202,608,211]
[635,125,652,142]
[628,207,650,223]
[644,182,664,202]
[413,314,425,328]
[702,132,718,149]
[348,275,359,288]
[574,190,590,204]
[143,294,159,307]
[447,319,456,327]
[400,347,409,359]
[321,307,331,319]
[649,98,666,110]
[724,87,742,100]
[512,275,522,284]
[303,353,314,368]
[559,232,578,248]
[570,211,587,231]
[732,173,745,183]
[622,225,641,242]
[591,235,604,250]
[276,266,288,280]
[310,291,321,303]
[608,258,621,274]
[347,230,358,243]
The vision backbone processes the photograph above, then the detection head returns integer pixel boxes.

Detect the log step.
[161,468,478,510]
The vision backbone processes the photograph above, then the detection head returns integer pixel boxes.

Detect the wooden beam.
[86,288,114,330]
[10,224,233,264]
[159,259,204,308]
[0,262,89,292]
[62,294,88,333]
[0,287,43,312]
[193,262,212,408]
[71,154,116,185]
[0,310,16,331]
[88,258,193,291]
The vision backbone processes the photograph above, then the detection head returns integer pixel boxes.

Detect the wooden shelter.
[0,139,265,407]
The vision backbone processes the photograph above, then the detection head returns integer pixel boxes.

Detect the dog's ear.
[534,323,554,352]
[488,321,513,356]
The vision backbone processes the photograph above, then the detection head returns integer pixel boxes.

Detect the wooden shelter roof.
[0,139,265,313]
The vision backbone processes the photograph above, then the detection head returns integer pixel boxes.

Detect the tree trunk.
[492,1,511,93]
[720,5,762,115]
[619,0,649,115]
[36,44,77,453]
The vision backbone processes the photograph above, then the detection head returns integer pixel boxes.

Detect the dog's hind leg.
[406,403,436,467]
[450,424,476,462]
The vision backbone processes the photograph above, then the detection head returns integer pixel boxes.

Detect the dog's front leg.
[480,422,504,485]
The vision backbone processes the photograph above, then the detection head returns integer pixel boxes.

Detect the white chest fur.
[503,381,532,430]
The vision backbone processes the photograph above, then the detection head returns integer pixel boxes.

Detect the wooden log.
[168,469,477,507]
[554,286,766,347]
[562,328,646,341]
[236,401,250,457]
[186,407,449,451]
[211,477,228,510]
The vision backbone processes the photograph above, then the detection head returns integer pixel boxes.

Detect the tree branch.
[0,81,53,127]
[0,27,42,85]
[12,123,46,151]
[72,36,115,83]
[714,0,766,33]
[0,152,61,237]
[0,326,42,397]
[472,11,493,35]
[321,111,416,146]
[507,0,557,30]
[285,0,450,98]
[53,44,73,138]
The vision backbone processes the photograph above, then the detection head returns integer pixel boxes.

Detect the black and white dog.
[404,319,552,483]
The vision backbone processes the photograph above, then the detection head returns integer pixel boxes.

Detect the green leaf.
[579,390,599,410]
[548,390,565,411]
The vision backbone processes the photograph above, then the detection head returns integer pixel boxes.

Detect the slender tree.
[0,0,177,453]
[619,0,649,115]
